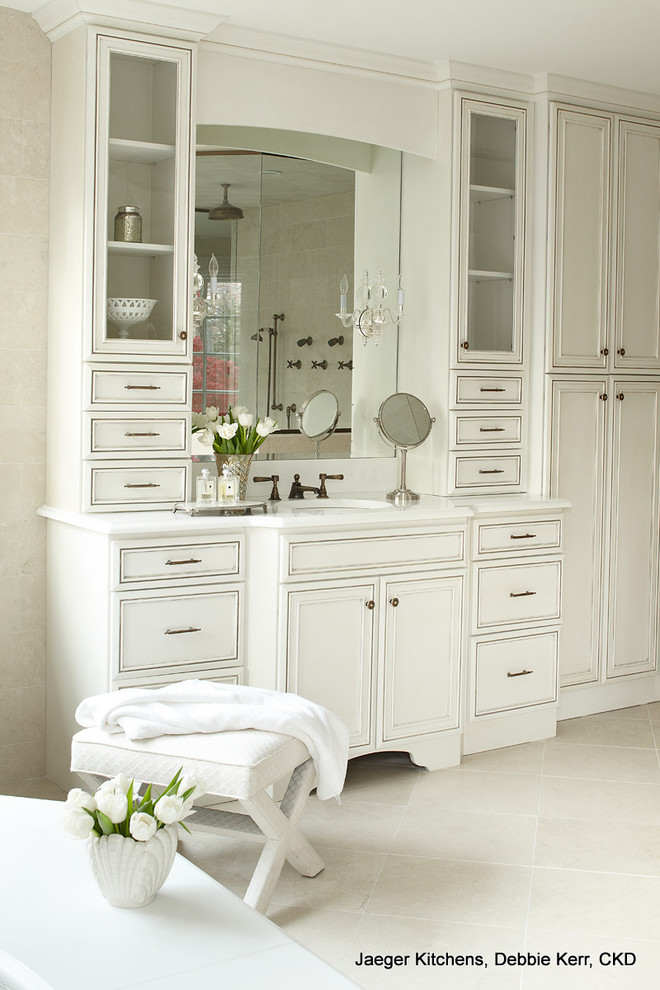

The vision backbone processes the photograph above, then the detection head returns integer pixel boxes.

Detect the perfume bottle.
[195,468,216,504]
[223,466,237,502]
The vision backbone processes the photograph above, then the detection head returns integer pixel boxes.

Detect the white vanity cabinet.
[462,509,563,754]
[265,524,467,771]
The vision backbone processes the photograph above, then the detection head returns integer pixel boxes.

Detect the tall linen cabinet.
[546,102,660,715]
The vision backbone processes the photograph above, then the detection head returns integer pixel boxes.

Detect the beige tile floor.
[6,705,660,990]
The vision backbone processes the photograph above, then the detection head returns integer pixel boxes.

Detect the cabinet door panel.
[457,100,526,364]
[549,379,608,685]
[615,120,660,368]
[608,383,660,676]
[551,108,611,368]
[382,576,462,740]
[286,584,375,747]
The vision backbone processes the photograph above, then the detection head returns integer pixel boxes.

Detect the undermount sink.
[272,498,394,513]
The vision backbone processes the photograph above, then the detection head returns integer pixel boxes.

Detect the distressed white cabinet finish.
[550,106,660,372]
[46,26,194,514]
[607,382,660,677]
[278,525,466,770]
[549,378,660,701]
[550,108,611,369]
[548,379,608,686]
[614,119,660,369]
[286,582,376,748]
[463,506,563,754]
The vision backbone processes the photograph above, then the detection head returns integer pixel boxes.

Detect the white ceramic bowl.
[106,297,157,329]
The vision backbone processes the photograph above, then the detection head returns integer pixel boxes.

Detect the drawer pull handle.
[507,669,533,678]
[509,590,536,598]
[165,558,202,566]
[479,469,505,474]
[479,427,505,432]
[479,387,506,392]
[389,597,399,607]
[164,626,201,635]
[124,483,161,488]
[124,384,161,390]
[510,533,537,540]
[124,431,161,437]
[365,600,376,610]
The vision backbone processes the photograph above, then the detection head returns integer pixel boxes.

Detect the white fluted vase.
[87,824,178,908]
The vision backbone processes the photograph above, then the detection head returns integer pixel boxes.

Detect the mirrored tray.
[173,499,268,516]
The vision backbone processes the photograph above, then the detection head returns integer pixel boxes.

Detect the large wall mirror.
[193,125,401,460]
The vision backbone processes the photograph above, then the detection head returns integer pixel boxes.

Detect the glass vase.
[213,452,253,502]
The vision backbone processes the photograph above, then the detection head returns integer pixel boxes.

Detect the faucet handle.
[253,474,281,501]
[317,473,344,498]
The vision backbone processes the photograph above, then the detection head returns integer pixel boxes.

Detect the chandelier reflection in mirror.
[336,269,404,344]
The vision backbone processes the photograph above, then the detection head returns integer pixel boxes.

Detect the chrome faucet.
[288,472,344,499]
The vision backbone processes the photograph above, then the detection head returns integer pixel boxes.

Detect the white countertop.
[38,493,569,538]
[0,796,358,990]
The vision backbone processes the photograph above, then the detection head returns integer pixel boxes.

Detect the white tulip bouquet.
[192,404,278,455]
[62,767,205,842]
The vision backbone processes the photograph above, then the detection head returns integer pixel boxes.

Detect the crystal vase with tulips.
[192,405,278,500]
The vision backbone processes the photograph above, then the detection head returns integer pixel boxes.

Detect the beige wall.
[0,7,50,785]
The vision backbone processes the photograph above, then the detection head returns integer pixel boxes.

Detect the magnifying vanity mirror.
[192,125,401,462]
[297,389,340,456]
[374,392,435,504]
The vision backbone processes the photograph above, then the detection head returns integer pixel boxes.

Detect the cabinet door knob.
[616,392,625,400]
[365,600,375,610]
[617,347,625,356]
[461,341,470,350]
[600,347,609,356]
[599,393,608,401]
[389,597,399,607]
[178,331,188,340]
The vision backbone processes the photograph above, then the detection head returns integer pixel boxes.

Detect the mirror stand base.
[386,488,420,505]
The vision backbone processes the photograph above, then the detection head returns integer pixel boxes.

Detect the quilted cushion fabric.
[71,727,309,799]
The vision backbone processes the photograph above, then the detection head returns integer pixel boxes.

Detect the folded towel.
[75,680,349,801]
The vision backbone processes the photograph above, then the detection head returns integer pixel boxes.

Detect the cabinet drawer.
[476,519,561,556]
[454,375,523,405]
[89,367,190,406]
[474,630,558,715]
[87,462,188,508]
[451,413,522,447]
[86,414,190,456]
[284,529,465,578]
[476,561,562,629]
[118,540,242,585]
[116,588,240,674]
[452,453,521,489]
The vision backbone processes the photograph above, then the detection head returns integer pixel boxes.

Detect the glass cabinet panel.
[458,101,526,363]
[93,38,192,359]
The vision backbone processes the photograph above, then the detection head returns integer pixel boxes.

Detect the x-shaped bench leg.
[241,759,324,914]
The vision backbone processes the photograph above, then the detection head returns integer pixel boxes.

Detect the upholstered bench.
[70,726,325,914]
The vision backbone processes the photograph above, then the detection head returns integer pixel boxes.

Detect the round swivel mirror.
[375,392,434,503]
[298,389,340,456]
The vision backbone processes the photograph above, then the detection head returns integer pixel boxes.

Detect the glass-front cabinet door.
[93,36,193,359]
[457,99,526,364]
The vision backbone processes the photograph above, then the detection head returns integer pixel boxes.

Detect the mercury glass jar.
[114,205,142,243]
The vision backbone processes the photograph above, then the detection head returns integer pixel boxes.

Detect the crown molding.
[32,0,225,43]
[200,23,440,87]
[534,72,660,115]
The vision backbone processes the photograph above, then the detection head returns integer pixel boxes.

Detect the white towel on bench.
[75,679,349,801]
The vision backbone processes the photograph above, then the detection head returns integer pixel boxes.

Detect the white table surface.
[0,797,358,990]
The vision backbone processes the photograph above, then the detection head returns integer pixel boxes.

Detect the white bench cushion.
[71,727,309,800]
